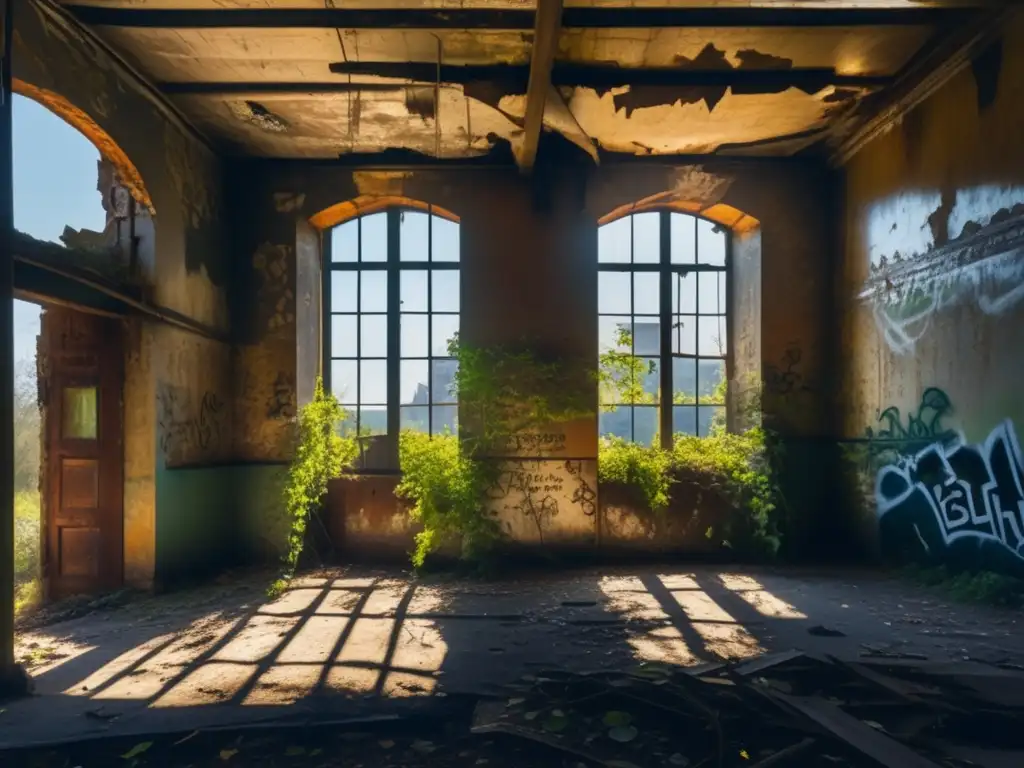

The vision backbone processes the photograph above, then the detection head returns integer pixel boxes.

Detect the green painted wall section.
[154,463,290,588]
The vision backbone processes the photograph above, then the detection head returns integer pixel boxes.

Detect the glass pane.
[670,213,696,264]
[400,210,429,261]
[432,314,459,356]
[401,314,429,358]
[598,216,630,264]
[401,359,429,405]
[360,314,387,358]
[673,405,697,436]
[632,212,660,263]
[432,215,460,262]
[431,270,459,312]
[63,387,97,439]
[401,270,428,312]
[598,271,631,314]
[697,218,726,266]
[331,314,357,358]
[599,316,631,352]
[631,320,660,355]
[331,271,356,312]
[672,357,697,405]
[698,316,727,356]
[431,359,458,403]
[637,357,659,403]
[360,360,387,405]
[432,405,458,435]
[698,271,725,315]
[331,360,358,405]
[358,406,388,435]
[332,220,358,263]
[599,408,632,440]
[672,272,696,314]
[699,359,726,403]
[360,270,387,312]
[338,410,357,437]
[633,272,659,315]
[361,211,388,262]
[699,406,726,437]
[635,407,658,447]
[401,405,429,433]
[672,315,696,355]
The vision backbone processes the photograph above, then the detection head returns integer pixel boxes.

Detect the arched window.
[598,210,728,447]
[325,206,460,470]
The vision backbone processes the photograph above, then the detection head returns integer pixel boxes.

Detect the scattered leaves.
[219,748,238,761]
[121,742,152,760]
[378,739,395,750]
[543,713,568,733]
[603,710,633,728]
[284,746,304,757]
[608,725,639,743]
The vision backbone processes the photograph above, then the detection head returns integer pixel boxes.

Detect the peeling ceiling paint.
[61,0,953,159]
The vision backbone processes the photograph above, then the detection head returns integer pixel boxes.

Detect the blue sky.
[13,94,106,364]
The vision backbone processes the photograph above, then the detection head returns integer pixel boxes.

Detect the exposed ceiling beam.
[62,5,978,30]
[518,0,563,174]
[326,62,893,92]
[829,6,1014,165]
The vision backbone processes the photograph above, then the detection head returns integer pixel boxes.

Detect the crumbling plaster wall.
[839,15,1024,572]
[230,158,837,559]
[14,2,235,587]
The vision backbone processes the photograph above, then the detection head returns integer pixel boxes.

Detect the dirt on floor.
[4,564,1024,752]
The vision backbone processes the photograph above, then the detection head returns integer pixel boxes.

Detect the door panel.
[42,308,124,598]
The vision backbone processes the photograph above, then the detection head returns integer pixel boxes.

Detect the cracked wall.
[229,158,835,560]
[14,4,235,588]
[839,15,1024,569]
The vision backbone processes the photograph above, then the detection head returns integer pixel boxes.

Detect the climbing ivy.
[270,378,358,596]
[396,334,592,568]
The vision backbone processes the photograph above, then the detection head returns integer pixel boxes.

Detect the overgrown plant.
[396,334,592,568]
[271,378,358,596]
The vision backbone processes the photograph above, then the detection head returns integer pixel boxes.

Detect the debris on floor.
[5,652,1024,767]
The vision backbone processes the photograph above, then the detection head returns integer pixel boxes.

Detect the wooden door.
[41,308,124,598]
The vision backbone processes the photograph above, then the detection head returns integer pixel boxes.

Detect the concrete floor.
[5,564,1024,749]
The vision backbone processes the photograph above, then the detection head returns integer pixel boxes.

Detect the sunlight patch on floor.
[153,662,257,708]
[277,616,350,664]
[63,633,174,696]
[627,625,698,666]
[258,588,321,615]
[212,614,300,663]
[718,574,808,619]
[243,663,322,706]
[664,578,764,661]
[598,576,671,621]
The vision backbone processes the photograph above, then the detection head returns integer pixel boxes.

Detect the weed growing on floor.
[396,334,592,570]
[904,565,1024,608]
[272,378,358,597]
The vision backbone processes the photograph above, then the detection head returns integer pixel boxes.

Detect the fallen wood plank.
[768,692,944,768]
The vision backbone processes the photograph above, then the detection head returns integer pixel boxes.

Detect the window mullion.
[386,209,401,465]
[322,227,331,389]
[659,211,673,451]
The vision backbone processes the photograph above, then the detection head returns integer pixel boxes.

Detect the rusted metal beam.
[515,0,560,173]
[63,5,980,29]
[326,62,893,91]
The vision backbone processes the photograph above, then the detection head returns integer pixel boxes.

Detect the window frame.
[323,206,460,471]
[598,209,732,448]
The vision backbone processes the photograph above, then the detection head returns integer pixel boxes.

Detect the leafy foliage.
[396,334,592,569]
[597,437,674,514]
[597,327,656,409]
[397,430,499,567]
[598,383,783,557]
[272,378,357,595]
[904,565,1024,608]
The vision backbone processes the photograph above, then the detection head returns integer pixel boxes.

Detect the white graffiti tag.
[876,420,1024,561]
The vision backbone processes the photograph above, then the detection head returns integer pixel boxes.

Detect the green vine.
[270,378,358,596]
[397,334,592,568]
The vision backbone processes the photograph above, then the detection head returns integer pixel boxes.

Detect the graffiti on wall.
[158,384,226,465]
[864,387,958,471]
[266,371,296,420]
[876,419,1024,573]
[764,343,810,396]
[861,214,1024,355]
[497,432,567,456]
[487,459,597,542]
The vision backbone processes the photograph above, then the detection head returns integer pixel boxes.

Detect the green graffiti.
[862,387,958,473]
